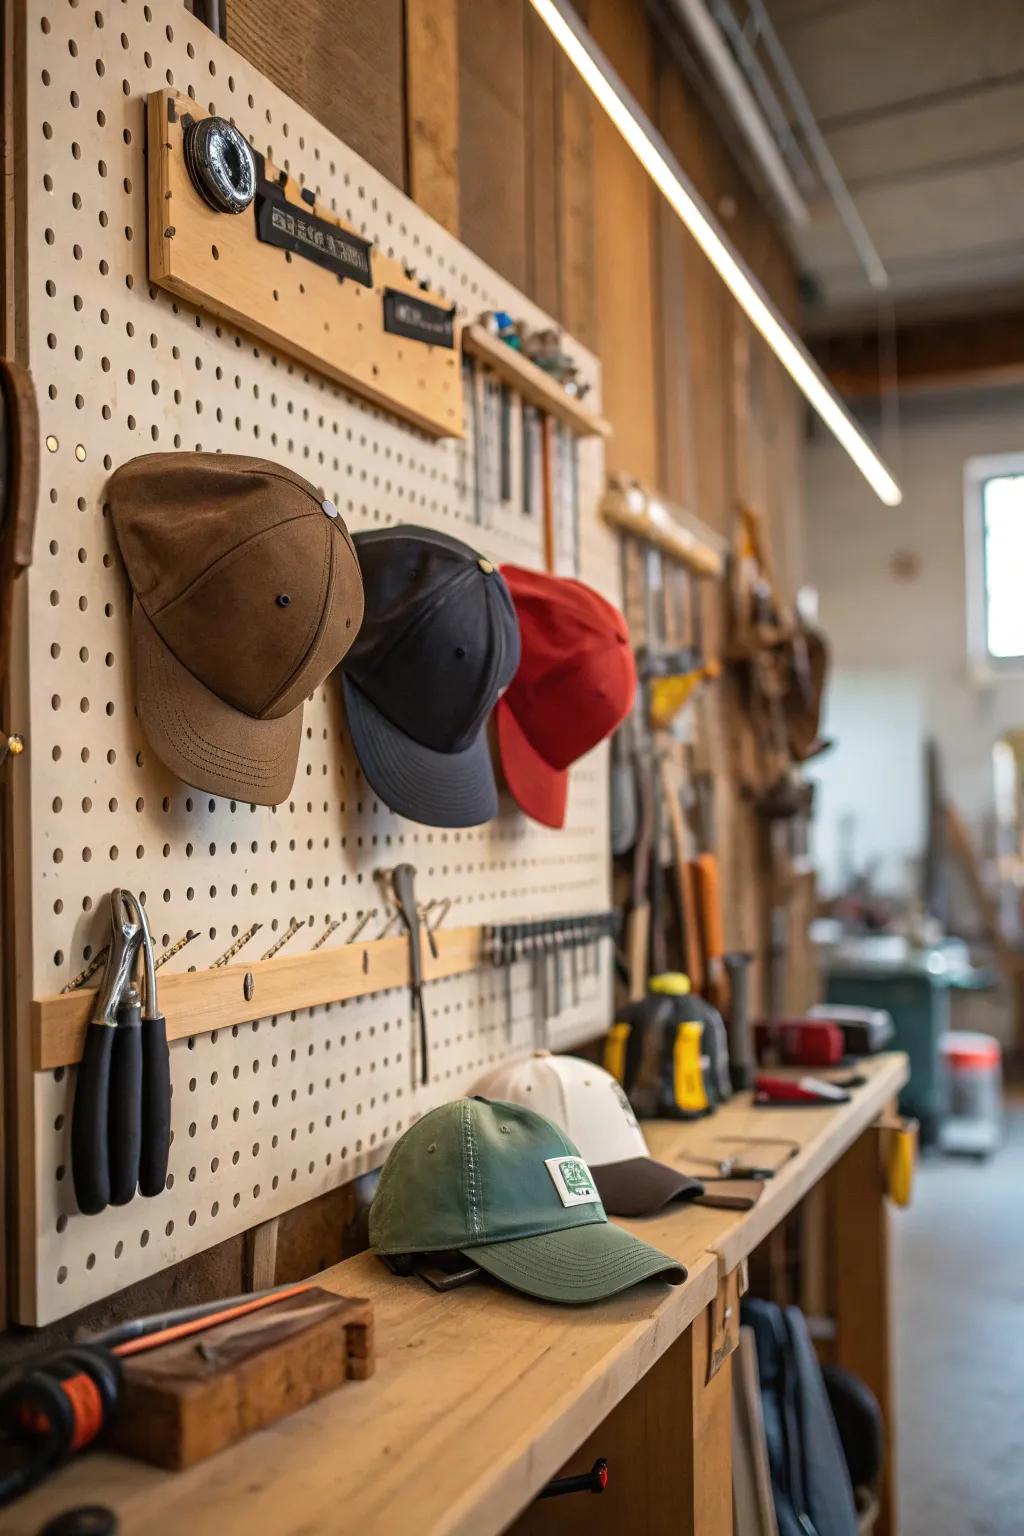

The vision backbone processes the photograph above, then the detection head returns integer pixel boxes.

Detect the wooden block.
[110,1288,373,1471]
[146,92,462,439]
[706,1265,742,1382]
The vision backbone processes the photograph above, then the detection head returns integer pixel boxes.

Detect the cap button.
[478,558,494,574]
[321,498,339,519]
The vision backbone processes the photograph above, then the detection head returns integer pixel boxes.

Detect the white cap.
[472,1052,703,1217]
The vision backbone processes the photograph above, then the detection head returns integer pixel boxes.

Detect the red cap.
[496,566,636,828]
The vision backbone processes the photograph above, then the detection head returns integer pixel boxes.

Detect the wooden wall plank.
[588,0,659,482]
[405,0,460,234]
[458,0,528,291]
[652,55,696,512]
[524,11,561,319]
[226,0,406,188]
[554,56,596,349]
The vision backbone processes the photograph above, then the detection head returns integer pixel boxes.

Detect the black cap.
[341,525,521,826]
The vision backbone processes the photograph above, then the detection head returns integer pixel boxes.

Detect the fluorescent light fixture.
[528,0,902,508]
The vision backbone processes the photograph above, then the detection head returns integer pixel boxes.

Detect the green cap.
[369,1097,686,1305]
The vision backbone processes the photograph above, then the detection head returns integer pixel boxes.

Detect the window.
[965,454,1024,669]
[981,473,1024,657]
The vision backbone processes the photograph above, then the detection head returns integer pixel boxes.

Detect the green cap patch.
[545,1155,600,1207]
[369,1096,686,1306]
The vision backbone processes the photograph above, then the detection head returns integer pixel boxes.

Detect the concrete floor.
[895,1103,1024,1535]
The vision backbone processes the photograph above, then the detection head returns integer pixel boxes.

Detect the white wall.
[804,385,1024,897]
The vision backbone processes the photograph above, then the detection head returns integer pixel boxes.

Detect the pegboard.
[12,1,619,1324]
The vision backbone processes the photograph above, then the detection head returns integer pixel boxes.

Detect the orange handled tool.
[691,852,726,1007]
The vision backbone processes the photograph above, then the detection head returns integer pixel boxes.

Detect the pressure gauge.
[183,116,256,215]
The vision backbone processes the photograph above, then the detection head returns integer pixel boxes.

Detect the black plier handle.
[122,892,171,1198]
[70,892,142,1216]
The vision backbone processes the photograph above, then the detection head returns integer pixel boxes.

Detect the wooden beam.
[404,0,460,234]
[812,306,1024,398]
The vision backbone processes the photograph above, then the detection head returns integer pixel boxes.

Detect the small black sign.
[382,289,456,349]
[254,183,373,288]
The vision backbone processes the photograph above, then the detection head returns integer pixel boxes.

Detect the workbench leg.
[827,1128,898,1536]
[506,1299,732,1536]
[243,1215,280,1291]
[680,1293,734,1536]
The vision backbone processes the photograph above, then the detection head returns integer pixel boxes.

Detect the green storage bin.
[825,943,995,1144]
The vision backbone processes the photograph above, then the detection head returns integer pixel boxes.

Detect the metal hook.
[311,918,342,951]
[211,922,263,969]
[260,918,307,962]
[154,929,200,970]
[345,909,377,944]
[61,945,110,994]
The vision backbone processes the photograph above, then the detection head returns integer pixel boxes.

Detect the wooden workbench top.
[7,1054,907,1536]
[643,1051,909,1276]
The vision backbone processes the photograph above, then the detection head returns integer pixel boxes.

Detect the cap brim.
[462,1219,685,1305]
[342,674,498,828]
[495,697,568,829]
[132,602,301,806]
[592,1157,704,1218]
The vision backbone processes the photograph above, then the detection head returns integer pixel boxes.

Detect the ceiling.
[765,0,1024,330]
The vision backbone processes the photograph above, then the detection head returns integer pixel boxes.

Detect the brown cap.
[109,453,364,805]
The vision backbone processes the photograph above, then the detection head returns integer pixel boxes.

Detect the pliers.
[70,890,171,1215]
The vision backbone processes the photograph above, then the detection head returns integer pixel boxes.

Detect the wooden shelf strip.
[462,323,611,438]
[601,474,725,577]
[33,926,485,1072]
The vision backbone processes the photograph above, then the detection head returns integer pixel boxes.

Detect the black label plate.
[254,184,373,287]
[382,289,456,349]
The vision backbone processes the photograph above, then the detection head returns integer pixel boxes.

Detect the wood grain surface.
[7,1055,907,1536]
